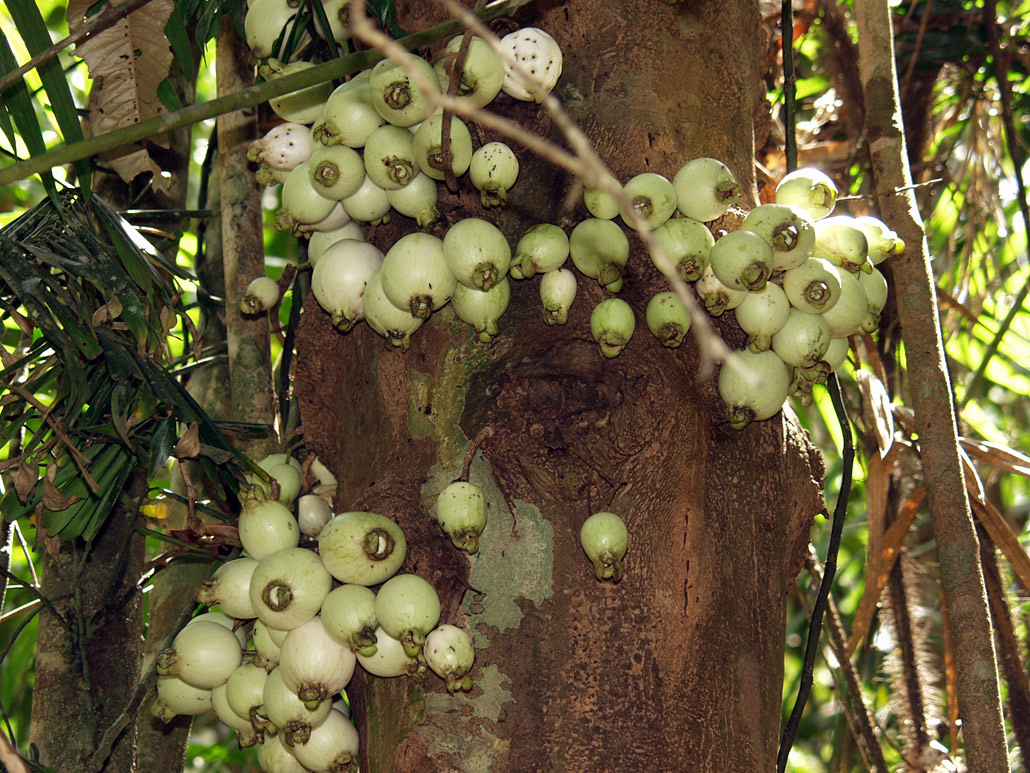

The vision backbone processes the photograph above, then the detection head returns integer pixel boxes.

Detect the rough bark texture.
[853,0,1009,768]
[29,502,145,772]
[296,0,824,769]
[217,20,276,442]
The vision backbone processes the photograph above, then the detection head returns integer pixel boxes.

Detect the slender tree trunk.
[217,20,276,440]
[853,0,1009,768]
[29,493,146,772]
[297,1,824,768]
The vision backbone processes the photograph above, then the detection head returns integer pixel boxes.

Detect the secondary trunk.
[297,0,824,769]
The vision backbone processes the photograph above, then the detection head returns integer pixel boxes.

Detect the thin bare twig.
[459,426,494,482]
[350,0,743,381]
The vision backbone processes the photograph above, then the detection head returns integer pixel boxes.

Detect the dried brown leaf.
[865,444,900,595]
[91,296,124,326]
[845,486,926,658]
[960,438,1030,479]
[14,461,38,503]
[173,422,201,459]
[971,498,1030,592]
[68,0,175,191]
[856,369,894,457]
[41,478,82,511]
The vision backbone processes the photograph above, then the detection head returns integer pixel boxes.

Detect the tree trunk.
[297,1,824,769]
[29,499,146,772]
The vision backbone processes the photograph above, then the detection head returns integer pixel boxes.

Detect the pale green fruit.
[673,158,742,222]
[412,113,473,181]
[590,298,635,358]
[774,167,838,221]
[619,172,677,230]
[434,36,505,108]
[511,223,569,279]
[570,218,629,291]
[469,142,519,208]
[370,56,440,127]
[318,511,407,586]
[579,512,628,582]
[435,481,488,553]
[645,292,691,348]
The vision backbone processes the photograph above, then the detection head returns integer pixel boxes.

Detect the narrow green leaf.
[310,0,341,61]
[148,416,177,479]
[156,78,184,112]
[97,328,145,382]
[4,0,91,194]
[82,459,136,541]
[164,4,194,77]
[0,34,58,199]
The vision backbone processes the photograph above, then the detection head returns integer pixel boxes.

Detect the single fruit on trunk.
[775,167,838,221]
[733,283,790,353]
[278,615,357,710]
[511,223,569,279]
[590,297,636,358]
[434,36,505,108]
[241,276,280,315]
[579,511,628,582]
[412,113,474,181]
[741,203,816,272]
[619,172,677,230]
[443,218,511,291]
[450,279,511,343]
[540,267,577,325]
[321,584,379,656]
[434,481,488,554]
[470,142,520,208]
[645,292,691,348]
[310,238,384,332]
[570,218,629,292]
[709,230,774,291]
[370,56,440,127]
[249,547,333,630]
[423,624,476,693]
[374,573,442,657]
[363,270,424,350]
[648,216,714,281]
[380,232,454,319]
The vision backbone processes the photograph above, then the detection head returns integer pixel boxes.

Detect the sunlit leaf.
[4,0,91,194]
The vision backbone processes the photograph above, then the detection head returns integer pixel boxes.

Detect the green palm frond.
[0,189,252,542]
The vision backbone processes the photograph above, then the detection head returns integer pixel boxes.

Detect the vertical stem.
[852,0,1009,767]
[216,19,276,451]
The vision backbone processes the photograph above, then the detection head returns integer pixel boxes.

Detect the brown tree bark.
[854,0,1009,768]
[297,1,824,769]
[29,493,146,772]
